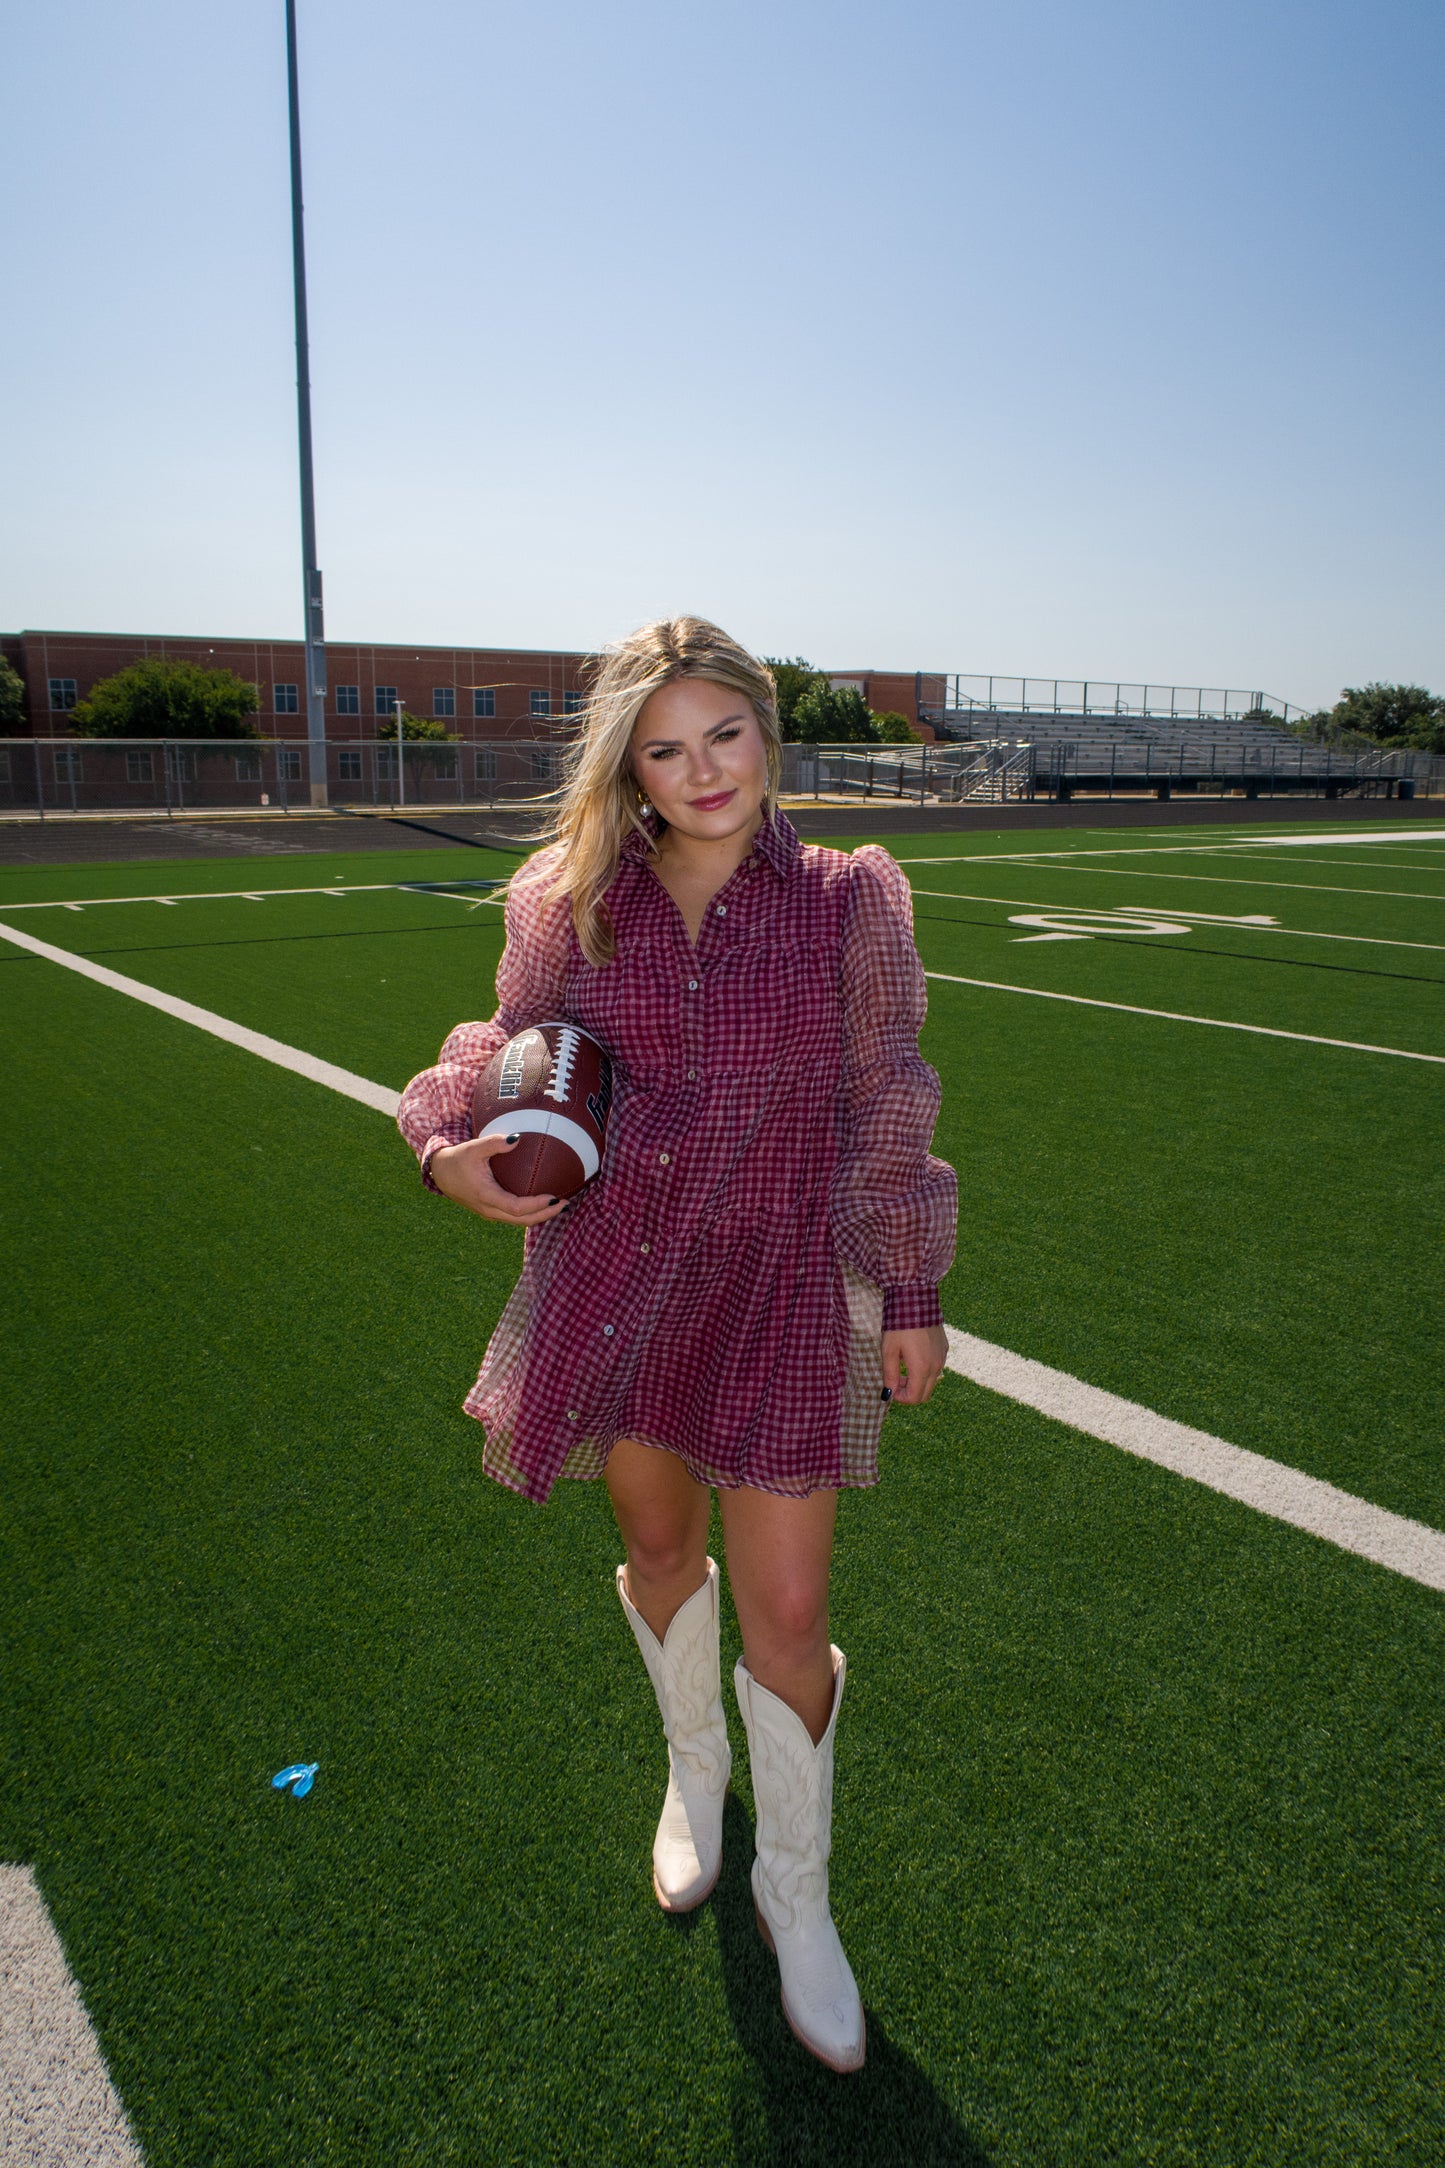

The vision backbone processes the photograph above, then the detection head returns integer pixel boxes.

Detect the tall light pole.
[285,0,328,807]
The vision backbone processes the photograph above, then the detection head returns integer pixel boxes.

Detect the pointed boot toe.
[736,1649,866,2074]
[617,1560,731,1914]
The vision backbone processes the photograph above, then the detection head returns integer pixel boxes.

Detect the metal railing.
[926,676,1307,730]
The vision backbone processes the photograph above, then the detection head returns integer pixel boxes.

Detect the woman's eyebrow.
[635,710,749,750]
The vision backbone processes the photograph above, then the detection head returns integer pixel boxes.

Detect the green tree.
[375,710,460,742]
[1291,709,1375,750]
[1304,682,1445,753]
[72,658,259,738]
[872,710,921,744]
[763,657,830,740]
[0,656,24,729]
[793,682,879,744]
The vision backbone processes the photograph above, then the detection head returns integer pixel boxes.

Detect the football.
[471,1021,613,1200]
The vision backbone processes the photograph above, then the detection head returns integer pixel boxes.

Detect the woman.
[398,618,955,2073]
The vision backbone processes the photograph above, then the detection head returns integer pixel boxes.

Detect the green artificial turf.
[7,825,1442,1518]
[3,820,1443,2163]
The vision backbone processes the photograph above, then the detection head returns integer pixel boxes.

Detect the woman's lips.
[689,789,736,811]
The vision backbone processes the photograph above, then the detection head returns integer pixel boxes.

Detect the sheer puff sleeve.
[832,846,957,1331]
[397,845,573,1192]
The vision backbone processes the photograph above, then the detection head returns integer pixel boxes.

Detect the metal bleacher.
[779,670,1430,806]
[915,675,1422,802]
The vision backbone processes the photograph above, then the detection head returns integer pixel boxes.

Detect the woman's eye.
[646,746,677,761]
[714,728,742,744]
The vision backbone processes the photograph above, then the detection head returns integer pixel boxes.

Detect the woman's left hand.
[881,1325,948,1406]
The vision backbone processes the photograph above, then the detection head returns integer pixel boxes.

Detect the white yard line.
[7,910,1444,1589]
[923,968,1445,1063]
[908,890,1445,956]
[899,860,1445,906]
[0,879,506,913]
[0,920,401,1116]
[944,1332,1445,1593]
[0,1865,143,2166]
[1174,849,1445,874]
[1217,831,1445,849]
[898,827,1445,868]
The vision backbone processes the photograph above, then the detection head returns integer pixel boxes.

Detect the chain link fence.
[3,735,1440,816]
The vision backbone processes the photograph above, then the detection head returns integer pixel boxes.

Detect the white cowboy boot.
[734,1648,865,2073]
[616,1558,731,1912]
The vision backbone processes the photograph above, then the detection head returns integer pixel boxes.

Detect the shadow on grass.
[707,1796,989,2166]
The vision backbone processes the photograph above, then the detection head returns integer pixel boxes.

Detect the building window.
[54,746,83,783]
[127,750,154,783]
[375,686,398,716]
[49,678,78,712]
[280,749,302,781]
[235,751,262,781]
[274,682,299,714]
[338,748,362,781]
[167,747,198,783]
[476,746,497,780]
[472,687,495,720]
[563,690,584,715]
[531,749,554,781]
[529,690,551,718]
[336,684,360,715]
[378,746,399,779]
[433,686,456,719]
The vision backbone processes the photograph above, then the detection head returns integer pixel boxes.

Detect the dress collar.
[620,807,799,878]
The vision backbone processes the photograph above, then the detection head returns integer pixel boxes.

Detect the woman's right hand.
[429,1134,569,1227]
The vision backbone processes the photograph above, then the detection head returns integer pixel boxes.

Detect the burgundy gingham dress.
[398,812,956,1503]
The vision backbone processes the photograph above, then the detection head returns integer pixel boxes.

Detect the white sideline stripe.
[0,1865,144,2165]
[0,919,402,1117]
[943,1330,1445,1593]
[8,910,1442,1590]
[924,968,1445,1063]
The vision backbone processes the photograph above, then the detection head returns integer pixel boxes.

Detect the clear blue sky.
[6,0,1442,706]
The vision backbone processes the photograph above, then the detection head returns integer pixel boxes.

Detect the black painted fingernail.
[548,1197,558,1205]
[880,1386,893,1403]
[505,1131,520,1143]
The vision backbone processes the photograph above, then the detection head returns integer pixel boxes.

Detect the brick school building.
[1,629,940,742]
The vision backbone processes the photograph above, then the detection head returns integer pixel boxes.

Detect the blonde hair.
[536,616,782,967]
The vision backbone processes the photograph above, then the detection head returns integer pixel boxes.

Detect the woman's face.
[630,677,769,844]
